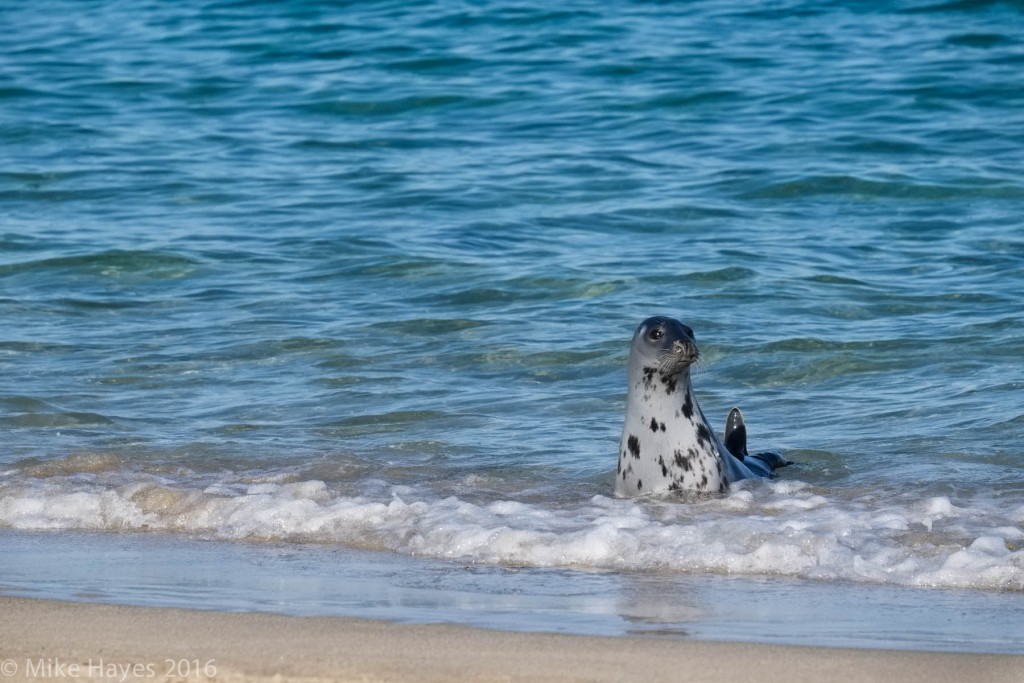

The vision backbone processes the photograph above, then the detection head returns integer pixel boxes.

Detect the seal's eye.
[649,328,664,341]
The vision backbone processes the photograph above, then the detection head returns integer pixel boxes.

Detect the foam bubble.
[1,472,1022,591]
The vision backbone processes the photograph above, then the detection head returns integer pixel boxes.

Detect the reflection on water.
[2,530,1022,654]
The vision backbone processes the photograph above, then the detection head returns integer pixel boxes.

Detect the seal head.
[615,316,784,497]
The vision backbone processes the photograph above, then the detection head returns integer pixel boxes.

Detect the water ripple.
[1,0,1022,596]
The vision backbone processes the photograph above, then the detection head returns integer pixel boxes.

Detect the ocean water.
[2,0,1024,653]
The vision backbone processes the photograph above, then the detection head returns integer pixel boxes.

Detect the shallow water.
[4,530,1024,654]
[2,0,1023,652]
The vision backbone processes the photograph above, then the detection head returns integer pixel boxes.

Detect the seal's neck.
[653,364,690,403]
[634,358,692,397]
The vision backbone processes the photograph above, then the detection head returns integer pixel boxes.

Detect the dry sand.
[0,596,1020,683]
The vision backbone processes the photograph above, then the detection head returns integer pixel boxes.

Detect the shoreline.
[1,597,1022,683]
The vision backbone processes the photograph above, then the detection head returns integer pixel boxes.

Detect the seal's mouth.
[657,340,699,375]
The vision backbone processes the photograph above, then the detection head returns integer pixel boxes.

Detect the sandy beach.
[0,597,1020,683]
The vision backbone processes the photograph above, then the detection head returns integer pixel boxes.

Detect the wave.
[1,465,1021,592]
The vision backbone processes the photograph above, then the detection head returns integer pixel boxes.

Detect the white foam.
[1,472,1022,591]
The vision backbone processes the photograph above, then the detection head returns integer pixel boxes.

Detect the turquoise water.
[2,0,1023,651]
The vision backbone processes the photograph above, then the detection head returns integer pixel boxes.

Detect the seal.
[615,316,788,497]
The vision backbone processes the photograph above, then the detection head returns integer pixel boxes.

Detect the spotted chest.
[615,365,726,496]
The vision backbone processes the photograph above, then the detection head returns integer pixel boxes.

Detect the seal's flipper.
[746,451,792,477]
[723,407,748,460]
[724,408,791,476]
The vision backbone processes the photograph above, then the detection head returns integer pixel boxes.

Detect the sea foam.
[1,469,1021,592]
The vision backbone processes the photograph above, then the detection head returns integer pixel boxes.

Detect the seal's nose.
[671,338,700,364]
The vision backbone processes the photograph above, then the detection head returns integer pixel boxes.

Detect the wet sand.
[0,596,1020,683]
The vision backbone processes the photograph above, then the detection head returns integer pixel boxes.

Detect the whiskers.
[656,345,699,376]
[690,355,710,379]
[655,350,678,375]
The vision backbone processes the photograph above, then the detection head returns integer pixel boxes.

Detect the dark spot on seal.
[649,417,659,432]
[682,392,693,419]
[657,455,668,477]
[637,479,643,491]
[660,421,666,432]
[669,482,681,492]
[660,373,678,394]
[627,434,640,459]
[700,474,708,488]
[673,449,692,472]
[696,423,711,447]
[719,481,727,493]
[715,460,722,475]
[642,366,656,389]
